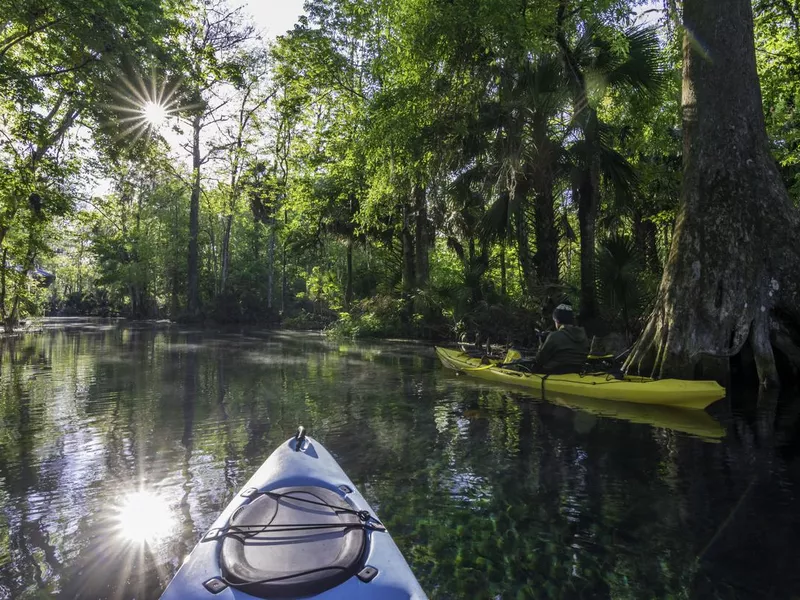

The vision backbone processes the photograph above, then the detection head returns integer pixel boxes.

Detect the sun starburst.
[107,70,183,142]
[142,101,168,127]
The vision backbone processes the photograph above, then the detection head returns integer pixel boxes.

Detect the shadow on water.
[0,321,798,599]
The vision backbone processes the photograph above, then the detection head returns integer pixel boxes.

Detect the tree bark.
[530,123,560,284]
[500,244,507,297]
[345,238,353,310]
[220,214,233,293]
[533,187,559,284]
[187,113,202,318]
[401,203,415,295]
[556,2,600,322]
[267,223,276,311]
[0,248,7,326]
[634,211,662,275]
[512,172,537,296]
[413,184,429,289]
[400,202,416,322]
[281,241,287,314]
[576,114,601,324]
[626,0,800,386]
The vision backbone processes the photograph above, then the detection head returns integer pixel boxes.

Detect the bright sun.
[142,101,167,127]
[116,490,174,544]
[109,73,182,141]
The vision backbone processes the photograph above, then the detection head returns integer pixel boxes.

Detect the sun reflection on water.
[116,490,175,544]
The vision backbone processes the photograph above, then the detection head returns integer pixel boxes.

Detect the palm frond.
[596,233,653,330]
[605,26,665,100]
[480,191,513,242]
[597,142,638,203]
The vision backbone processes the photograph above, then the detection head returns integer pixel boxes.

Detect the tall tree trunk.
[626,0,800,385]
[556,5,600,322]
[500,244,507,297]
[401,203,415,295]
[281,255,288,315]
[267,223,276,311]
[187,114,202,318]
[413,184,429,289]
[644,220,660,275]
[533,188,559,283]
[0,248,7,326]
[530,128,560,284]
[401,203,415,321]
[512,172,537,296]
[281,242,287,314]
[344,238,353,310]
[220,215,233,293]
[576,115,601,324]
[634,211,662,276]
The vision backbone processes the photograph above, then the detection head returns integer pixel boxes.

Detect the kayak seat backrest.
[220,486,368,598]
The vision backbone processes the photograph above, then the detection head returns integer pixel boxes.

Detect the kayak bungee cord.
[205,489,387,592]
[204,489,386,543]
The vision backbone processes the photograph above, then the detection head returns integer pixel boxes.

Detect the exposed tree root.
[626,287,800,387]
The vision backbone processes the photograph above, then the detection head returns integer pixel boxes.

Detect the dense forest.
[1,0,799,384]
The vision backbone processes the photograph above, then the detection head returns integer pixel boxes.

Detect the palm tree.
[477,55,571,299]
[555,20,664,324]
[596,232,652,339]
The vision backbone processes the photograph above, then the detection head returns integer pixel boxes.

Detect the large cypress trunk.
[626,0,800,385]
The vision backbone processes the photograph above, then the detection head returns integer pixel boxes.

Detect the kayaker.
[534,303,589,373]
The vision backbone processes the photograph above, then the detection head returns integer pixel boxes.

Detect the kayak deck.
[161,430,426,599]
[435,346,725,409]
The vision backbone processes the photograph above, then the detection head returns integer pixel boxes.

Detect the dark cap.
[552,303,574,325]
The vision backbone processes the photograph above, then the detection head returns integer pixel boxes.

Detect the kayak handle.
[294,426,306,451]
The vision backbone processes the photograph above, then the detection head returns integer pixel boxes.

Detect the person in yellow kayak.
[535,303,589,373]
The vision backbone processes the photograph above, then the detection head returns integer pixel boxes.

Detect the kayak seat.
[220,486,368,598]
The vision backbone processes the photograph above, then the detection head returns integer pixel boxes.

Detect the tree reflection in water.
[0,323,797,599]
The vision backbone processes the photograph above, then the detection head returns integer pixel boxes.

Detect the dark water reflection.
[0,322,798,599]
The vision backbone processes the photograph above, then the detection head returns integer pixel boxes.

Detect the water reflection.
[0,324,797,599]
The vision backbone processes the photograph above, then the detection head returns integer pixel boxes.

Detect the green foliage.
[9,0,798,348]
[596,232,654,335]
[325,295,406,339]
[755,0,800,203]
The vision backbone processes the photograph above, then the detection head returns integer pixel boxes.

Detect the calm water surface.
[0,321,798,599]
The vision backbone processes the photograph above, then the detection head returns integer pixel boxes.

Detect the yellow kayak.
[435,346,726,409]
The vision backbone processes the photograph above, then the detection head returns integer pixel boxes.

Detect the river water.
[0,321,798,599]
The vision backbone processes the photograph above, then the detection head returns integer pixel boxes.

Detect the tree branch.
[28,55,98,79]
[0,18,64,58]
